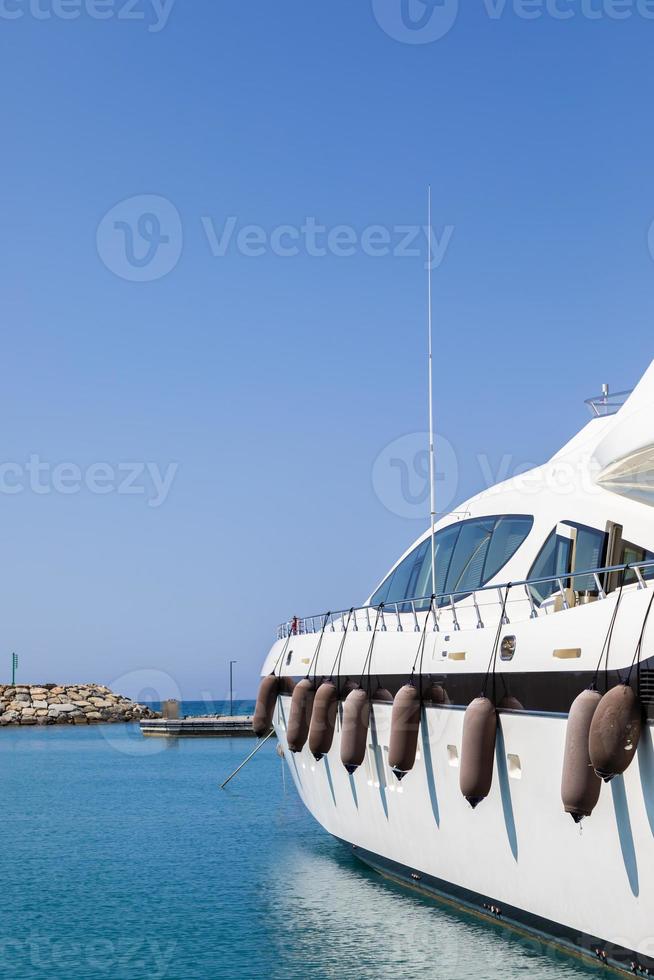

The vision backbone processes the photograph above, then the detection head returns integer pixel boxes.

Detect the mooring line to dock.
[220,729,276,789]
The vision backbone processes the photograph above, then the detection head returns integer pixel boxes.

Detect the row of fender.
[254,674,644,817]
[254,675,501,808]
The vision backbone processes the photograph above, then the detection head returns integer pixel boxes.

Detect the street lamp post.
[229,660,237,716]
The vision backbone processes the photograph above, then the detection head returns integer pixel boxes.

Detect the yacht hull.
[276,698,654,976]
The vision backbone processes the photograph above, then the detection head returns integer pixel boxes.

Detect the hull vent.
[639,670,654,706]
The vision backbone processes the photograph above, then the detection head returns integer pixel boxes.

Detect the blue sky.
[0,0,653,698]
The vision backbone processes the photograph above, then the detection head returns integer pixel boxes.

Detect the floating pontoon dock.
[140,715,261,738]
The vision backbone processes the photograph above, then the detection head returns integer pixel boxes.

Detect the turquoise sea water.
[1,702,603,980]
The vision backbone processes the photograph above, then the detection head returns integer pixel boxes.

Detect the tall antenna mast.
[427,186,437,595]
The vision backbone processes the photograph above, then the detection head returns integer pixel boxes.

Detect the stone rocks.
[0,684,160,727]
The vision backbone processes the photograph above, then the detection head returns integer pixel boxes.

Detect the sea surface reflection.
[0,707,602,980]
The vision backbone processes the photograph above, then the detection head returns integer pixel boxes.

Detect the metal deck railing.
[276,559,654,639]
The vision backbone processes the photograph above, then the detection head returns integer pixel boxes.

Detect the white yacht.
[258,360,654,976]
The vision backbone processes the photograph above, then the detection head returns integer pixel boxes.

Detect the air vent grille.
[639,670,654,706]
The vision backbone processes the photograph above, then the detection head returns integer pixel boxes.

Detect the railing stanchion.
[411,601,420,632]
[525,583,538,620]
[395,603,403,632]
[450,595,460,631]
[472,591,484,630]
[365,607,372,632]
[634,567,646,591]
[593,572,607,600]
[352,609,359,631]
[380,607,387,632]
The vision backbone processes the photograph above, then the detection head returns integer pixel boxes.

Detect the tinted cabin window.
[529,532,571,604]
[575,527,606,592]
[390,539,428,605]
[433,524,462,596]
[370,515,533,608]
[446,519,495,594]
[485,517,536,582]
[622,541,654,584]
[529,522,607,604]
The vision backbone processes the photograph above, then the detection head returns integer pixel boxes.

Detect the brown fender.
[286,678,316,753]
[339,679,359,699]
[308,681,338,761]
[589,683,643,782]
[460,696,497,808]
[280,676,296,696]
[430,683,451,705]
[561,689,602,822]
[499,695,523,711]
[252,675,279,737]
[388,684,422,780]
[340,688,370,774]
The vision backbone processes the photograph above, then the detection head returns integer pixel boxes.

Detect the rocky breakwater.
[0,685,161,726]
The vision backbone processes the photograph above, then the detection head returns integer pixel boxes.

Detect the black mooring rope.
[329,608,354,692]
[359,605,383,696]
[271,629,294,677]
[411,596,436,700]
[626,590,654,688]
[305,612,331,682]
[482,585,511,701]
[592,568,628,690]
